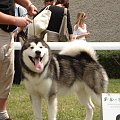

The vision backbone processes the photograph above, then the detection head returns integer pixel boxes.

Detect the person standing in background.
[73,11,90,42]
[36,0,55,42]
[0,0,37,119]
[46,0,73,42]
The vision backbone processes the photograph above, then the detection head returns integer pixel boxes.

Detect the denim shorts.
[0,29,14,99]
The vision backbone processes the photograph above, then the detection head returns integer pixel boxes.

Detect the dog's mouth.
[29,56,43,71]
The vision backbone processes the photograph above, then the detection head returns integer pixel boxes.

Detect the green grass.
[8,79,120,120]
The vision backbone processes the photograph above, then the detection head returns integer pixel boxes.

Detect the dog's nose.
[35,51,41,55]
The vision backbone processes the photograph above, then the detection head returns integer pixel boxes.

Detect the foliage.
[97,50,120,79]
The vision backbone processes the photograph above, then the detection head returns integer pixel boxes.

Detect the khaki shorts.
[0,29,14,99]
[46,30,60,53]
[47,30,59,42]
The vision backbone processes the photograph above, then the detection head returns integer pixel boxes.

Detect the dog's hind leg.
[75,83,94,120]
[30,95,43,120]
[48,95,57,120]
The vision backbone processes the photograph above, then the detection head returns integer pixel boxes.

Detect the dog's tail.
[59,41,98,62]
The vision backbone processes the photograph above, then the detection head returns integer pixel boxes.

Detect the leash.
[32,18,35,37]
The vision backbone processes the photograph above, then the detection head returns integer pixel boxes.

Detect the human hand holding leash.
[14,16,32,27]
[27,4,38,16]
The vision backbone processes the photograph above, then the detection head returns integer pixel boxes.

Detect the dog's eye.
[30,46,34,49]
[40,47,43,48]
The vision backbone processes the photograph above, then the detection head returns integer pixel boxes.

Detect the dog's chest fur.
[24,72,52,98]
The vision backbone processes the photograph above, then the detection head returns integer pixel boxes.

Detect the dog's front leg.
[48,95,57,120]
[30,95,43,120]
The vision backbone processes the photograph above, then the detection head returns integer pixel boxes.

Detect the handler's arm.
[0,12,16,24]
[0,12,31,27]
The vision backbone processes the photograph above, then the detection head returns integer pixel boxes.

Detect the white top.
[15,4,27,17]
[14,4,28,33]
[73,24,87,41]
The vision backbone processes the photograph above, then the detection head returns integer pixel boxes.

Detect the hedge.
[96,50,120,79]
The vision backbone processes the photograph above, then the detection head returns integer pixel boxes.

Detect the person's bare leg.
[0,99,9,119]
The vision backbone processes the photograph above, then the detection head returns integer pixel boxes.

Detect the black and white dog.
[20,35,108,120]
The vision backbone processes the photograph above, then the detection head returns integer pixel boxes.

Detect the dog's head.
[21,35,51,73]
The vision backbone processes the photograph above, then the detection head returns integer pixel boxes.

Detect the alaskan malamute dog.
[21,36,108,120]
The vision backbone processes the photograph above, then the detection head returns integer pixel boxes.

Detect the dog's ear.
[40,30,47,42]
[19,36,27,45]
[18,32,28,45]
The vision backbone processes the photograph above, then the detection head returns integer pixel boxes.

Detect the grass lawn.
[8,79,120,120]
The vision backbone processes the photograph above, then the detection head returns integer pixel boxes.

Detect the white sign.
[102,93,120,120]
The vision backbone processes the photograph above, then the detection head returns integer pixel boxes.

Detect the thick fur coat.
[20,36,108,120]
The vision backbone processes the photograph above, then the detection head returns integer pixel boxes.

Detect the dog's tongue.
[35,59,42,70]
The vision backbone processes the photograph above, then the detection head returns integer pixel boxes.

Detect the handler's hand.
[15,17,32,27]
[27,4,38,16]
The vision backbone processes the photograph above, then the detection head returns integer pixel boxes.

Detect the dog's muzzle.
[29,51,43,71]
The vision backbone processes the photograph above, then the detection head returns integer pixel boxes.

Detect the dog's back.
[50,42,108,98]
